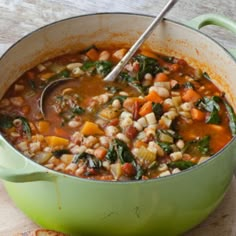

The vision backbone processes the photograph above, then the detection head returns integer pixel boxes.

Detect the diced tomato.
[121,163,136,177]
[125,126,138,140]
[108,118,119,126]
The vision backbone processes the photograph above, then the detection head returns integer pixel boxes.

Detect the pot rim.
[0,12,236,184]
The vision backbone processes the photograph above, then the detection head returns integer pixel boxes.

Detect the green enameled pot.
[0,13,236,236]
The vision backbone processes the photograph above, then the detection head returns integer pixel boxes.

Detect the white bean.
[99,50,110,61]
[112,99,121,109]
[116,133,130,143]
[105,126,119,137]
[68,120,80,128]
[170,151,183,161]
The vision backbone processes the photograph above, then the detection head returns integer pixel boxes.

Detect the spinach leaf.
[224,100,236,136]
[96,61,113,76]
[17,116,31,138]
[134,54,162,81]
[73,152,102,169]
[181,136,211,156]
[119,72,146,94]
[157,142,173,154]
[27,79,37,90]
[105,86,121,94]
[106,139,135,164]
[161,55,175,63]
[197,136,210,155]
[152,103,163,120]
[59,69,70,78]
[52,149,70,158]
[114,139,135,164]
[134,164,144,180]
[81,61,96,71]
[202,72,211,80]
[87,155,102,169]
[72,106,85,115]
[105,144,117,163]
[72,152,88,164]
[206,108,221,124]
[167,160,196,170]
[81,61,113,77]
[196,96,222,124]
[0,114,13,129]
[196,96,221,112]
[184,81,195,89]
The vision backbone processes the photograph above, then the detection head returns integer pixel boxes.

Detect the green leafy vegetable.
[52,149,70,158]
[96,61,113,76]
[27,79,36,90]
[81,61,96,71]
[114,139,135,164]
[119,72,146,94]
[182,136,211,156]
[134,54,162,81]
[184,81,195,89]
[106,139,143,179]
[72,106,85,115]
[202,72,211,80]
[206,108,221,124]
[81,61,113,76]
[157,142,173,154]
[196,96,222,124]
[135,164,144,180]
[161,55,175,63]
[59,69,70,78]
[152,103,163,120]
[105,86,121,94]
[224,100,236,136]
[73,152,102,169]
[17,116,31,138]
[196,96,221,112]
[105,144,117,163]
[197,136,210,155]
[0,114,13,129]
[167,160,196,170]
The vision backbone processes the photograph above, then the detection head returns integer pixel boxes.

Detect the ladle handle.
[104,0,178,81]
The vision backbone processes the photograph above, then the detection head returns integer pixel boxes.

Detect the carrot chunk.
[37,121,50,133]
[94,147,107,160]
[45,136,69,147]
[145,91,163,103]
[154,73,169,82]
[140,50,158,59]
[139,101,153,116]
[81,121,104,136]
[182,89,201,102]
[86,48,99,61]
[191,108,205,121]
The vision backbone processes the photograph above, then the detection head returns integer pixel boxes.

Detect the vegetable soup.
[0,45,235,181]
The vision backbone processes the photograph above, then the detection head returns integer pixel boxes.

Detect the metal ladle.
[39,0,178,117]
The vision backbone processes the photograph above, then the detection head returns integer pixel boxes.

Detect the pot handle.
[0,164,56,182]
[186,13,236,58]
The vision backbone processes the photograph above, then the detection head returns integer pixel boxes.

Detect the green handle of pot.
[0,164,56,182]
[0,136,56,182]
[186,13,236,58]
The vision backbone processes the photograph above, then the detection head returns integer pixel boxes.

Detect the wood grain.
[0,0,235,235]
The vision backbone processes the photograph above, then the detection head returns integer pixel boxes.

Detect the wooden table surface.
[0,0,236,235]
